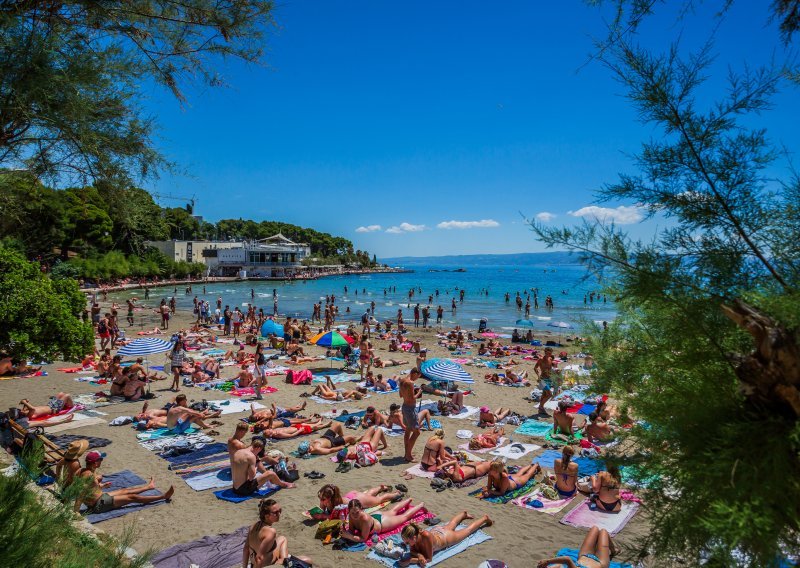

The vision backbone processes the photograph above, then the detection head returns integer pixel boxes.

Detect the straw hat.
[63,439,89,460]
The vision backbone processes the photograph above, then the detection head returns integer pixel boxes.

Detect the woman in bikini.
[590,468,622,513]
[468,425,505,450]
[419,429,453,472]
[484,459,541,497]
[245,499,313,568]
[400,511,493,566]
[437,458,493,483]
[259,418,330,440]
[19,393,75,419]
[536,526,617,568]
[314,484,403,521]
[478,406,511,427]
[310,377,366,401]
[552,445,579,497]
[341,498,426,543]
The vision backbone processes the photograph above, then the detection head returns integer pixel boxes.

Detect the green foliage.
[67,249,204,281]
[0,0,276,185]
[0,444,149,568]
[0,243,93,362]
[534,4,800,565]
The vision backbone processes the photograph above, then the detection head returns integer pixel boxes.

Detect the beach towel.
[333,410,367,423]
[139,433,213,452]
[555,548,633,568]
[560,498,640,536]
[84,470,164,523]
[445,405,480,420]
[208,399,264,415]
[311,372,353,384]
[29,405,84,422]
[512,487,576,515]
[403,463,437,479]
[366,526,491,568]
[514,419,553,438]
[379,425,405,437]
[546,430,584,445]
[136,425,199,441]
[44,415,107,433]
[213,484,280,503]
[489,442,541,459]
[229,386,277,397]
[470,477,538,504]
[185,467,233,491]
[48,434,112,450]
[171,458,230,476]
[458,437,507,454]
[533,449,606,476]
[162,442,228,464]
[151,526,248,568]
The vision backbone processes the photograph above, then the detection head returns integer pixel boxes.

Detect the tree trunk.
[721,299,800,418]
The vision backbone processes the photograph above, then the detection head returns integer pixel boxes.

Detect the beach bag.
[314,519,342,540]
[291,369,313,385]
[355,442,378,466]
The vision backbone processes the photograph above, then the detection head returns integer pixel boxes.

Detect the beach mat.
[458,438,507,454]
[556,548,633,568]
[445,405,480,420]
[213,484,280,503]
[151,526,248,568]
[208,399,264,415]
[44,415,106,433]
[489,442,540,459]
[162,442,228,465]
[470,478,538,504]
[545,430,583,445]
[229,386,278,397]
[84,470,164,523]
[512,487,576,515]
[533,449,606,476]
[185,468,233,491]
[514,420,553,437]
[366,526,491,567]
[137,426,199,441]
[403,463,437,479]
[560,498,640,536]
[48,434,112,450]
[333,410,367,423]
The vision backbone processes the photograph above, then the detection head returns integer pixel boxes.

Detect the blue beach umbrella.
[515,319,535,327]
[420,358,474,384]
[261,319,284,337]
[116,337,174,357]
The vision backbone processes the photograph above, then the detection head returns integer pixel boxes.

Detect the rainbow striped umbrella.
[309,331,353,348]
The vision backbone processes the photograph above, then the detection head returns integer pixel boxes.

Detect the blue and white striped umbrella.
[420,358,474,384]
[116,338,174,357]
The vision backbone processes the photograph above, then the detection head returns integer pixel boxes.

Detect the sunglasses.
[269,509,282,515]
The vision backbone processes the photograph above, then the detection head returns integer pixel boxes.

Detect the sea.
[110,253,616,333]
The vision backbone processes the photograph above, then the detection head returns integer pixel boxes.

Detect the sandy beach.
[0,305,648,568]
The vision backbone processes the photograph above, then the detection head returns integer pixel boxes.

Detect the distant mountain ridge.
[380,251,581,266]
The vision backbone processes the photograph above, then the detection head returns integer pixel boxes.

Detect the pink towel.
[230,386,278,397]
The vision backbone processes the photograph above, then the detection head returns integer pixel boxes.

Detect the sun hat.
[85,450,106,463]
[479,406,490,413]
[64,440,89,460]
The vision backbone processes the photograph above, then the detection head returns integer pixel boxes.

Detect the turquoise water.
[112,263,615,332]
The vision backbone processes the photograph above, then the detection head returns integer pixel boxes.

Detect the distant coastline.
[381,250,579,267]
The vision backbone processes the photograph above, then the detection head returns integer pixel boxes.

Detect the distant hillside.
[380,251,581,267]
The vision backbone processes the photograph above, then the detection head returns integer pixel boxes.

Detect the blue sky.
[143,1,799,258]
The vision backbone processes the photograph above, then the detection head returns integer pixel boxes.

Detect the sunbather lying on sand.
[306,422,357,455]
[260,417,330,440]
[437,459,492,483]
[19,393,74,419]
[400,511,493,566]
[310,377,366,400]
[342,498,426,543]
[372,356,408,368]
[478,406,511,427]
[246,499,312,568]
[469,426,505,450]
[314,483,404,520]
[0,357,40,376]
[75,451,174,514]
[250,401,307,423]
[536,526,617,568]
[484,459,541,497]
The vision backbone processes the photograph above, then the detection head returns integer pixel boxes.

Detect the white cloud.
[535,212,556,223]
[436,219,500,230]
[386,222,426,234]
[568,205,644,225]
[355,225,382,233]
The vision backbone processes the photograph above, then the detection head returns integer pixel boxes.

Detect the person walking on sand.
[400,368,423,462]
[169,340,185,392]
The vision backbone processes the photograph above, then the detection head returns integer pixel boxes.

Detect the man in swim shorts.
[400,368,423,462]
[309,422,357,455]
[230,439,295,496]
[535,347,558,416]
[166,394,221,433]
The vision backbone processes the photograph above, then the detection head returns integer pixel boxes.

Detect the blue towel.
[214,485,280,503]
[429,419,442,429]
[578,403,597,415]
[334,410,366,423]
[84,470,164,523]
[534,449,605,476]
[162,443,228,464]
[515,420,553,437]
[556,548,632,568]
[366,526,492,567]
[150,365,164,371]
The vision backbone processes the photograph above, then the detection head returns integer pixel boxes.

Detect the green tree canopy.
[0,243,93,362]
[534,2,800,565]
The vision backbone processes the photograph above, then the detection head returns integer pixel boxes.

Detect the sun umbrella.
[116,337,174,394]
[515,319,535,327]
[420,358,474,384]
[310,331,353,348]
[261,319,284,337]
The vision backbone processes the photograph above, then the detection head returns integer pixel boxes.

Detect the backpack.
[97,320,107,334]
